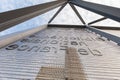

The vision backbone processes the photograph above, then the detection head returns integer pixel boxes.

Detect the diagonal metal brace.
[48,2,67,23]
[69,3,86,25]
[88,17,107,25]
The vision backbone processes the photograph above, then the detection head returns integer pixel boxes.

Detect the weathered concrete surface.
[0,27,120,80]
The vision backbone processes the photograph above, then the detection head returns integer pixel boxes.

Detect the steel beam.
[88,17,107,25]
[48,3,67,23]
[86,26,120,45]
[69,0,120,22]
[48,24,85,28]
[0,0,67,32]
[48,24,120,30]
[69,3,86,24]
[91,26,120,30]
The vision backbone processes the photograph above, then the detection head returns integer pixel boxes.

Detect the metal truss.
[68,0,120,45]
[48,2,86,25]
[69,0,120,22]
[0,0,120,45]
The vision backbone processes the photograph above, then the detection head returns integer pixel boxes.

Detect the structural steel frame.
[48,2,86,25]
[0,0,120,45]
[69,0,120,22]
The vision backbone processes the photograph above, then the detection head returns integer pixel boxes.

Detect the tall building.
[0,0,120,80]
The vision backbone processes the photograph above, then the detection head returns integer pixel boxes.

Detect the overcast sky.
[0,0,120,36]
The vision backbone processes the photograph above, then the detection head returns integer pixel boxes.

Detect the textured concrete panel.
[0,27,120,80]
